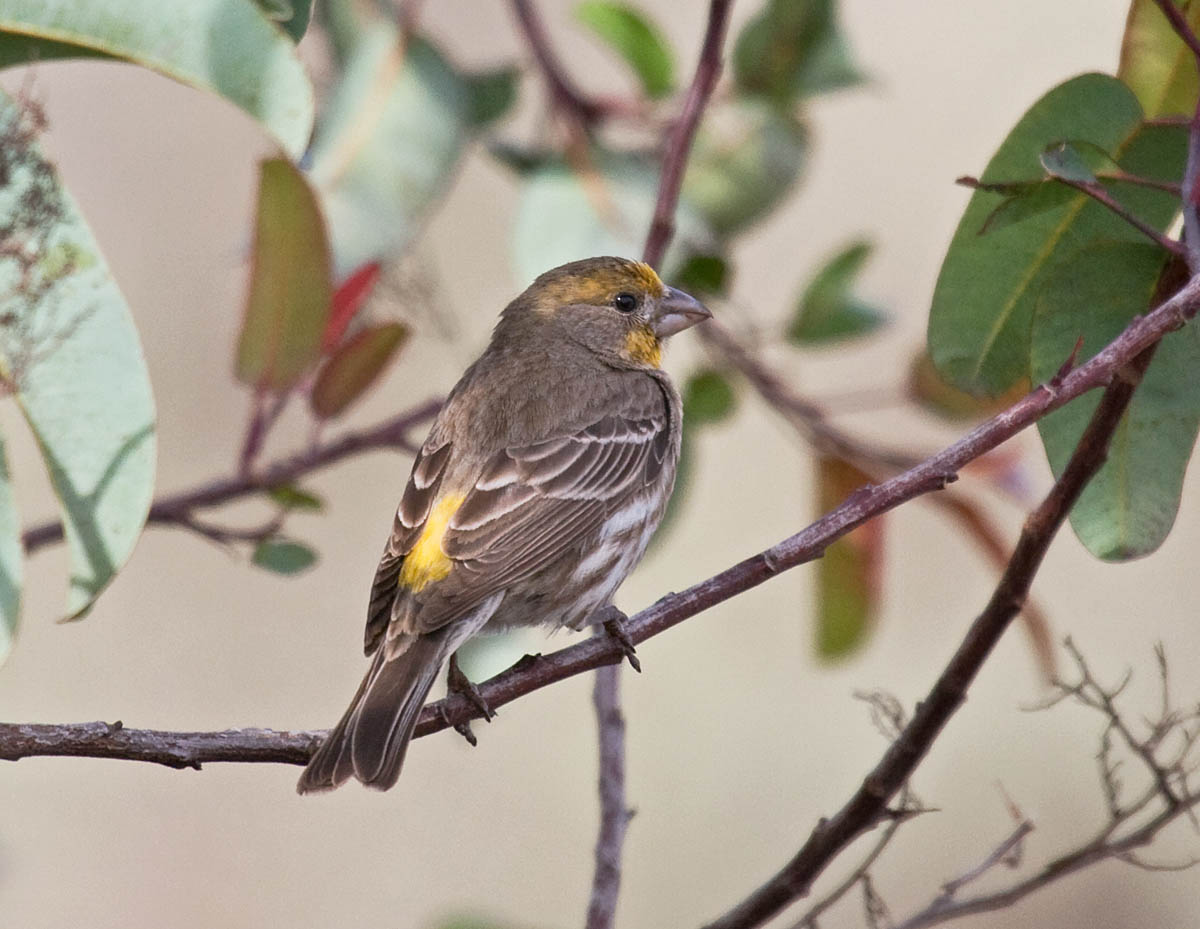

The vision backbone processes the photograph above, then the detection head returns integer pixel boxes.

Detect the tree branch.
[3,277,1200,771]
[20,397,442,553]
[585,660,631,929]
[509,0,603,128]
[642,0,734,268]
[698,340,1160,928]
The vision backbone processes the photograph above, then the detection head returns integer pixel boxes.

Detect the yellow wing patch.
[624,326,662,367]
[399,493,466,592]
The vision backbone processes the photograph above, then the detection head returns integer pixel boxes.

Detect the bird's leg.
[598,605,642,673]
[447,652,496,722]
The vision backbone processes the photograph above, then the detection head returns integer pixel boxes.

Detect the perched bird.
[297,256,710,793]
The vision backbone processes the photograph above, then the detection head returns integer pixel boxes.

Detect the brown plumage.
[297,256,710,793]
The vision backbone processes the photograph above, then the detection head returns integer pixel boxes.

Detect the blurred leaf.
[907,351,1029,422]
[236,158,332,392]
[1032,244,1200,560]
[488,142,557,176]
[682,99,807,236]
[255,0,313,42]
[928,73,1185,394]
[0,436,20,661]
[683,369,737,425]
[324,260,382,352]
[733,0,863,103]
[512,152,714,283]
[268,484,324,511]
[464,65,520,126]
[787,240,886,344]
[308,28,474,276]
[0,89,156,631]
[1119,0,1200,118]
[316,0,368,64]
[673,253,729,297]
[815,456,882,659]
[311,322,410,419]
[252,538,318,575]
[576,0,674,98]
[1039,141,1097,184]
[0,0,313,156]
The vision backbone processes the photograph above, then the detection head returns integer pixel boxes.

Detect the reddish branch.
[584,661,631,929]
[700,347,1162,929]
[643,0,734,268]
[4,274,1200,770]
[509,0,603,127]
[19,397,442,552]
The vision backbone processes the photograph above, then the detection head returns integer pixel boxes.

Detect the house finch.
[297,256,710,793]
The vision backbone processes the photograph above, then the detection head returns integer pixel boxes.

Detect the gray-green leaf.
[0,0,314,156]
[252,538,318,575]
[0,89,156,636]
[1032,244,1200,560]
[788,239,886,344]
[576,0,674,98]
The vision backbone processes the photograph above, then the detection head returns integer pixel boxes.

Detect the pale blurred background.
[3,1,1200,927]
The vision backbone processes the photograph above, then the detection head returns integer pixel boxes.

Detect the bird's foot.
[599,606,642,673]
[448,652,495,722]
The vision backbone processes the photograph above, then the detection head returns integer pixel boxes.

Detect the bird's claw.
[601,608,642,673]
[448,653,495,721]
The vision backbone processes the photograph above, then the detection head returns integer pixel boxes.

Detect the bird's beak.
[652,286,712,338]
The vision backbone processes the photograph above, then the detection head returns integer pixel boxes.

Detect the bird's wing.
[374,394,674,644]
[363,441,452,655]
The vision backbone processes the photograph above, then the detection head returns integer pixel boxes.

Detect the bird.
[297,256,711,793]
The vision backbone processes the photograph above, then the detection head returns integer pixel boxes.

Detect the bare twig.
[1150,0,1200,64]
[642,0,734,268]
[892,641,1200,929]
[1057,178,1186,257]
[3,277,1200,770]
[585,659,631,929]
[20,397,442,553]
[699,339,1159,928]
[509,0,602,128]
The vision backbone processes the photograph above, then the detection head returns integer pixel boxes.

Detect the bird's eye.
[613,292,639,313]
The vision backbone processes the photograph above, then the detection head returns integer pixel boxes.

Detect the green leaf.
[1032,244,1200,560]
[787,239,886,344]
[1039,141,1097,184]
[683,369,737,425]
[0,89,156,629]
[512,152,714,283]
[252,538,318,575]
[575,0,674,98]
[1119,0,1200,118]
[682,99,807,236]
[236,157,332,392]
[732,0,863,104]
[815,456,882,659]
[310,322,410,419]
[255,0,313,43]
[268,484,324,511]
[673,253,729,297]
[928,73,1185,395]
[976,180,1078,235]
[0,0,314,156]
[308,28,474,276]
[463,65,520,126]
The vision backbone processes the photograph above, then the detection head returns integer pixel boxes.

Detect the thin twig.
[585,659,631,929]
[1150,0,1200,63]
[20,397,442,553]
[642,0,734,268]
[509,0,602,128]
[699,340,1159,928]
[3,277,1200,770]
[1058,178,1186,258]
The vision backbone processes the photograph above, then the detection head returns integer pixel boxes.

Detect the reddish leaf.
[324,261,382,352]
[815,456,884,660]
[236,158,332,391]
[310,323,410,419]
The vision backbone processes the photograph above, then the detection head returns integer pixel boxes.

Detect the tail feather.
[296,634,451,794]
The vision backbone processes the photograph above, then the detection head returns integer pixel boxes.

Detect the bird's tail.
[297,631,453,794]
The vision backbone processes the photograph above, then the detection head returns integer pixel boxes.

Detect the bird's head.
[499,256,711,369]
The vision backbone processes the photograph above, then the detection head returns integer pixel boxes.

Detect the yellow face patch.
[624,326,662,368]
[399,493,465,592]
[534,260,665,314]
